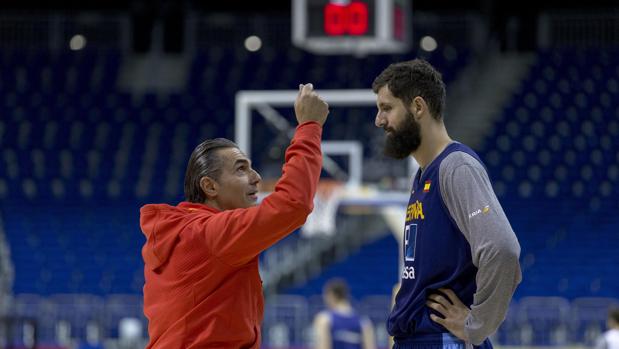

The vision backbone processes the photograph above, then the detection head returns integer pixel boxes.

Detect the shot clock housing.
[292,0,411,55]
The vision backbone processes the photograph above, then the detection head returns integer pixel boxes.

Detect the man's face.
[375,85,422,159]
[209,147,262,210]
[322,290,337,309]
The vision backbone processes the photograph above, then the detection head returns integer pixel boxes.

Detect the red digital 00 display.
[323,1,369,36]
[294,0,408,54]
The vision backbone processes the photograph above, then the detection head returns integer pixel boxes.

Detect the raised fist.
[294,83,329,126]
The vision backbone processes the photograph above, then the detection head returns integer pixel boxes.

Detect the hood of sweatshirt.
[140,202,218,270]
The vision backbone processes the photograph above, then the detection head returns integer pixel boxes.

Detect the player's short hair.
[324,278,350,301]
[610,308,619,324]
[184,138,239,203]
[372,59,446,120]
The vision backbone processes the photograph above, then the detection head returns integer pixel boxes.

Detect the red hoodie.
[140,122,323,348]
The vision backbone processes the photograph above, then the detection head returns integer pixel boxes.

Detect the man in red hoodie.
[140,83,329,348]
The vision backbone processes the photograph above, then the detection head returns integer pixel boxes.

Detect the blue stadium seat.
[103,294,146,339]
[518,296,570,346]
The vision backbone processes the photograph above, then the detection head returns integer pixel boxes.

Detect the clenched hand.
[294,83,329,126]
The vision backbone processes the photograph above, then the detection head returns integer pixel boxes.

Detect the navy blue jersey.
[329,310,364,349]
[388,142,484,339]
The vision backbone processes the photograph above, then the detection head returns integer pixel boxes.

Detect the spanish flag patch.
[423,180,431,192]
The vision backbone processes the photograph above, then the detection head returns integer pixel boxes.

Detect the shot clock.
[292,0,411,54]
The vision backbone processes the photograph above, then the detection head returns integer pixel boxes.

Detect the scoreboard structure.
[292,0,411,54]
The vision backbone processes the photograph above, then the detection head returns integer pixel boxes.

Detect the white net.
[301,180,346,237]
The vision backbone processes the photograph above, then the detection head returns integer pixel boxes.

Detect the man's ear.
[411,96,426,119]
[200,176,218,199]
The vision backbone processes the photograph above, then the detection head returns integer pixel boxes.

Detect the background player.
[313,278,377,349]
[595,308,619,349]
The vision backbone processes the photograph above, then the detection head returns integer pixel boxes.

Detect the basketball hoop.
[301,180,345,237]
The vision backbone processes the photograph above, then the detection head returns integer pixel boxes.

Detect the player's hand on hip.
[427,288,470,342]
[294,83,329,126]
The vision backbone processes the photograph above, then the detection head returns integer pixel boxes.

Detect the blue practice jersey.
[329,310,364,349]
[388,142,483,339]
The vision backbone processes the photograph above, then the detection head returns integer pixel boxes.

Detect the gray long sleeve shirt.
[439,150,522,345]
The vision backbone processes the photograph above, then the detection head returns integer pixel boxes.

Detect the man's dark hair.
[610,308,619,324]
[184,138,239,203]
[372,59,446,120]
[324,278,350,301]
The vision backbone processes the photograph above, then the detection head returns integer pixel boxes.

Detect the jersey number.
[404,223,418,262]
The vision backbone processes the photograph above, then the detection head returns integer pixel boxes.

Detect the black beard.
[383,112,422,159]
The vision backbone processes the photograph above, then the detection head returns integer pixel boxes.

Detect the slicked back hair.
[372,59,446,120]
[184,138,239,203]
